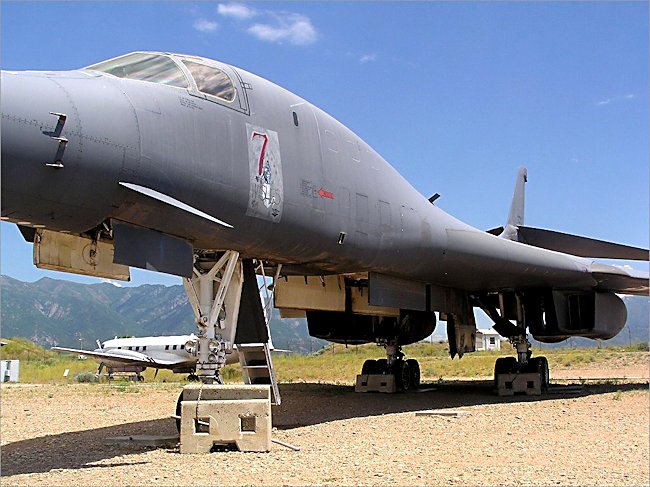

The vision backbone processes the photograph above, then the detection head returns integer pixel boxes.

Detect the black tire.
[361,359,378,375]
[406,359,420,389]
[175,390,183,432]
[528,357,550,392]
[393,359,411,392]
[376,359,388,373]
[494,356,517,388]
[538,356,550,391]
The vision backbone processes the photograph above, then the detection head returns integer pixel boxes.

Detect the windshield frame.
[83,52,191,90]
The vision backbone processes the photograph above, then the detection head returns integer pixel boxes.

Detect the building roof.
[476,329,501,336]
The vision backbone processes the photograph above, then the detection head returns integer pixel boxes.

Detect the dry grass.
[1,337,647,385]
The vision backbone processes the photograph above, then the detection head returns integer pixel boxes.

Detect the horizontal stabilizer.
[517,226,649,261]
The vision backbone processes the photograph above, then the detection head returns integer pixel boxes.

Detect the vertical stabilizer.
[500,167,527,241]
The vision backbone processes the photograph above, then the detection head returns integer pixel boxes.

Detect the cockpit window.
[85,53,189,89]
[182,60,236,102]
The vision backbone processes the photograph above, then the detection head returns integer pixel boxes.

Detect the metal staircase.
[236,260,282,405]
[238,343,280,405]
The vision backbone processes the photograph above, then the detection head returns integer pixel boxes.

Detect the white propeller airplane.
[53,335,217,380]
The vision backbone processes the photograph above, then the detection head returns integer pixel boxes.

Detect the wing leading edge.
[51,347,187,369]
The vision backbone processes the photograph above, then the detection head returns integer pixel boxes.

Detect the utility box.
[1,360,20,382]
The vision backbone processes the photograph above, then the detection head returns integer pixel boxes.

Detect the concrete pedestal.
[179,384,271,453]
[355,374,397,393]
[496,372,541,396]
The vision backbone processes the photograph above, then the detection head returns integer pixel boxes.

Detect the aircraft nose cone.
[1,70,140,232]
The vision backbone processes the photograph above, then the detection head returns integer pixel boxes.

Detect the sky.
[1,1,648,288]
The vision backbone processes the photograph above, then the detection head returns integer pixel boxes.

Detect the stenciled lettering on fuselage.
[246,123,283,223]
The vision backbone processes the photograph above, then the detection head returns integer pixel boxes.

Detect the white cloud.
[596,93,637,107]
[193,19,219,33]
[217,3,256,20]
[360,53,377,63]
[247,13,317,46]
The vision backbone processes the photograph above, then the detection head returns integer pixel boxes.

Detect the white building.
[475,329,502,351]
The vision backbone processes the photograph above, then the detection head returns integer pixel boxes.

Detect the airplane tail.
[506,166,527,231]
[486,167,648,260]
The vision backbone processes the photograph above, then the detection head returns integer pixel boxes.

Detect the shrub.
[75,371,98,383]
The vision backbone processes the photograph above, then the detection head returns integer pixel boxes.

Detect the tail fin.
[507,167,527,229]
[486,166,648,260]
[498,166,527,241]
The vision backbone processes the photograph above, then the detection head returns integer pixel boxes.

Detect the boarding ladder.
[237,260,282,405]
[238,343,280,405]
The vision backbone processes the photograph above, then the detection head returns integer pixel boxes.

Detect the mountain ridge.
[0,275,647,352]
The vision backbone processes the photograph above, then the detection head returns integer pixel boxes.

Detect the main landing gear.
[359,342,420,392]
[479,293,551,396]
[494,328,550,396]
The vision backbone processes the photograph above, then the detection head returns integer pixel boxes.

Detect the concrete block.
[355,374,397,393]
[182,384,271,402]
[179,385,271,453]
[497,372,541,396]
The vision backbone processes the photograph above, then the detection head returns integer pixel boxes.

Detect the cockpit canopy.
[85,52,236,103]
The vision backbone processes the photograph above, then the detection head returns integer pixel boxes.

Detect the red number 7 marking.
[251,132,269,176]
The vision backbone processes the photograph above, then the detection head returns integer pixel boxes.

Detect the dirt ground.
[1,364,648,486]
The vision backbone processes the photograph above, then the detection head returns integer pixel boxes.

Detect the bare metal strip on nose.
[119,182,233,228]
[44,112,68,168]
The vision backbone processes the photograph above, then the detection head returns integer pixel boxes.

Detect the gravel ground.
[1,364,648,486]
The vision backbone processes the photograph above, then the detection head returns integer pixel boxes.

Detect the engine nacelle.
[526,290,627,343]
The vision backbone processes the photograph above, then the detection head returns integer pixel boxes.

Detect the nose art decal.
[246,123,283,223]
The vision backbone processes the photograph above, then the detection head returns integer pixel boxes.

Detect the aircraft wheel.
[393,359,411,392]
[529,357,550,391]
[494,356,517,388]
[361,359,378,375]
[376,358,388,374]
[540,356,550,391]
[175,391,183,432]
[407,359,420,389]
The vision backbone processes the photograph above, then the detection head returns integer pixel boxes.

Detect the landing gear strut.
[359,341,420,392]
[490,295,550,395]
[183,250,243,384]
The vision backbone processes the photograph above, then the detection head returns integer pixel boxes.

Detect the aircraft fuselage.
[0,53,593,293]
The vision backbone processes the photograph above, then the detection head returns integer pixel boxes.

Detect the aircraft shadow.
[271,379,649,429]
[0,418,178,477]
[1,379,646,476]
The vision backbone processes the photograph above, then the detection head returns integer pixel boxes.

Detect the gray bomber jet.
[1,52,648,393]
